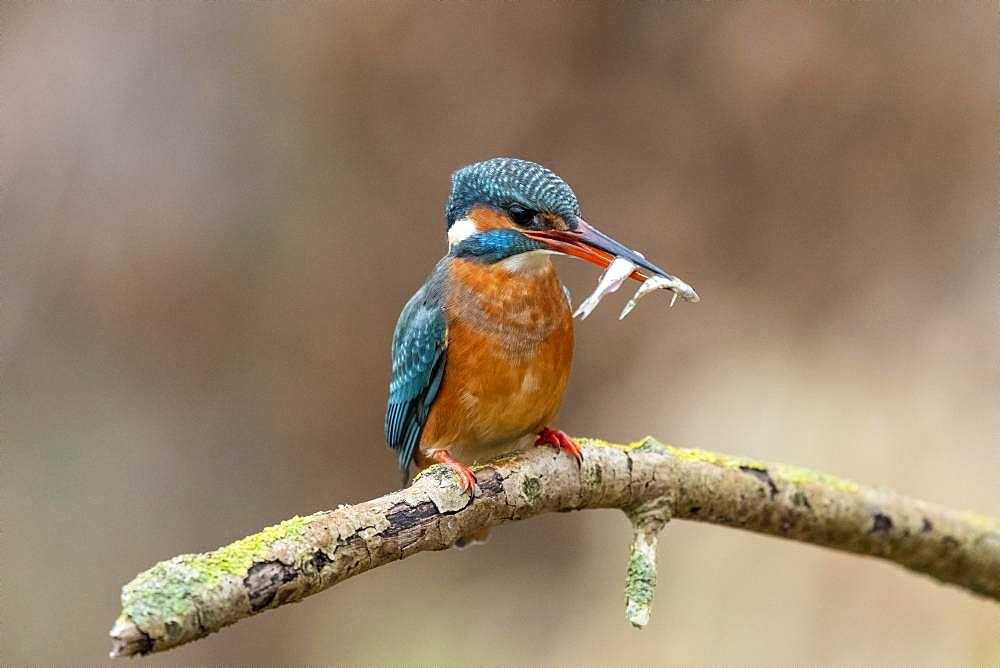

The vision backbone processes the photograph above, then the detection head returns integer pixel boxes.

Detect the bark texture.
[109,437,1000,658]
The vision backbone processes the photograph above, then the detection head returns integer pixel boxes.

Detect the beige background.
[3,3,998,664]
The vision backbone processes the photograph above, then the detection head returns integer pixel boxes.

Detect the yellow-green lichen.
[771,463,860,494]
[412,461,489,486]
[666,445,767,470]
[410,465,443,484]
[577,436,666,452]
[190,515,309,582]
[578,437,864,495]
[521,476,542,503]
[662,443,862,495]
[121,515,310,631]
[958,510,998,531]
[624,545,656,627]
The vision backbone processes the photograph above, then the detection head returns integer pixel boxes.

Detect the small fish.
[619,274,699,320]
[573,256,636,320]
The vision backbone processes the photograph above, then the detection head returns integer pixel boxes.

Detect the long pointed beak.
[523,216,684,284]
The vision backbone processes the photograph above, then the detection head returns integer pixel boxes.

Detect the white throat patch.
[498,249,556,273]
[447,217,478,247]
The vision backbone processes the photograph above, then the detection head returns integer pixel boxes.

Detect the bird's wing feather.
[385,262,448,476]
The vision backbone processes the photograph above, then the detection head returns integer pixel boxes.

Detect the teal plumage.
[385,261,447,478]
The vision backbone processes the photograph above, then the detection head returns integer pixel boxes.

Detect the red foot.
[432,450,479,495]
[535,428,583,466]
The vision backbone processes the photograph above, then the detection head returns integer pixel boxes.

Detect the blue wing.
[385,262,448,478]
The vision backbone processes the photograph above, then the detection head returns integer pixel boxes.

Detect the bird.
[385,157,689,497]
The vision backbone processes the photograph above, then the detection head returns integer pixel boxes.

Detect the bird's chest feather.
[446,257,571,357]
[422,257,573,456]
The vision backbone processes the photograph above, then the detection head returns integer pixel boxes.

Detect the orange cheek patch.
[467,206,517,231]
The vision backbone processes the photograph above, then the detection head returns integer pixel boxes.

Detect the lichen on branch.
[110,437,1000,658]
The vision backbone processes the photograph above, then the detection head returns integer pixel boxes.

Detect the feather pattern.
[385,261,448,477]
[445,158,580,229]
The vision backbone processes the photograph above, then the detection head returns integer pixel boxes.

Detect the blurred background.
[3,2,998,664]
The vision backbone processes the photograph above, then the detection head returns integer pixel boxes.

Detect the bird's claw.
[535,428,583,467]
[432,450,480,496]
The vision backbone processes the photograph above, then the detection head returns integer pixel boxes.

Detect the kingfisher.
[386,158,690,494]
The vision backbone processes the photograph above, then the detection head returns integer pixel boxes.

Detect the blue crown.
[445,158,581,228]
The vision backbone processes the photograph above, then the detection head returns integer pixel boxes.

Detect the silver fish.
[619,274,700,320]
[573,256,636,320]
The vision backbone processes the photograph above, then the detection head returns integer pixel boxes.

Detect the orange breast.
[416,257,574,465]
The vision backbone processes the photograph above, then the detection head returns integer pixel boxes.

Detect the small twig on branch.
[109,437,1000,658]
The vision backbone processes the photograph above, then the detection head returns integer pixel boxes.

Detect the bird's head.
[444,157,683,283]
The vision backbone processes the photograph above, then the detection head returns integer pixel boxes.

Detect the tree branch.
[109,437,1000,658]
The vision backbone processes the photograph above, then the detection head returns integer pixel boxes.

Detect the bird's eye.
[507,204,537,227]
